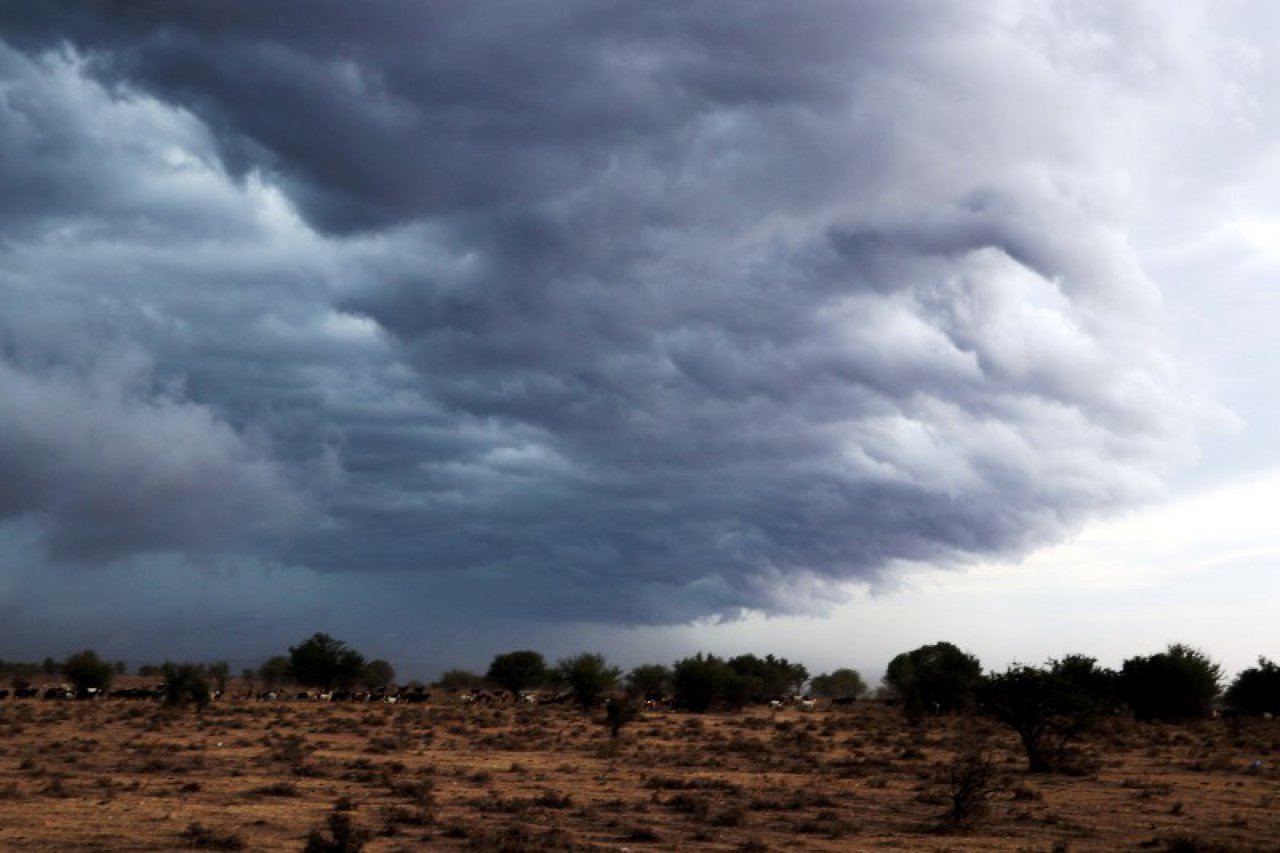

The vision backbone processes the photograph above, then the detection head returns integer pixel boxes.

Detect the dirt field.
[0,693,1277,851]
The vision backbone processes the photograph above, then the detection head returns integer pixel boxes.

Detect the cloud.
[0,347,303,561]
[0,2,1222,632]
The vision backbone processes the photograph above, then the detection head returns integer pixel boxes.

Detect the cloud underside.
[0,2,1201,623]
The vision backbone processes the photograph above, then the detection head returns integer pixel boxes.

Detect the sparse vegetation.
[0,641,1276,850]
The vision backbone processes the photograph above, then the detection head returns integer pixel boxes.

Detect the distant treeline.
[6,637,1279,728]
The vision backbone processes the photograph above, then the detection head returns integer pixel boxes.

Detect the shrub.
[939,749,999,832]
[485,650,547,695]
[885,642,982,720]
[180,822,247,850]
[288,634,365,692]
[1120,644,1221,722]
[980,655,1113,773]
[1224,658,1280,716]
[554,652,620,712]
[162,663,212,708]
[62,650,114,695]
[303,810,369,853]
[809,668,867,700]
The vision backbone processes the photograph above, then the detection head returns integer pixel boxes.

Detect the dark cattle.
[831,697,857,706]
[402,689,430,704]
[43,686,72,700]
[14,687,40,699]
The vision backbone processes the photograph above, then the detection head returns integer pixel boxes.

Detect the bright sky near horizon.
[0,2,1278,682]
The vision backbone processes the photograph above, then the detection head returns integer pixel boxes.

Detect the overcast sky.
[1,2,1277,681]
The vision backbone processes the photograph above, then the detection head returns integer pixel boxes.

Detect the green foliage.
[671,652,810,711]
[359,659,396,690]
[162,662,211,708]
[604,695,639,738]
[1120,643,1221,721]
[486,650,547,694]
[61,649,114,694]
[726,653,808,703]
[809,668,867,699]
[980,655,1114,773]
[672,653,736,712]
[1224,657,1280,715]
[287,633,366,691]
[884,641,982,719]
[555,652,621,712]
[0,660,38,689]
[207,661,230,693]
[626,663,672,698]
[436,668,485,691]
[258,656,291,691]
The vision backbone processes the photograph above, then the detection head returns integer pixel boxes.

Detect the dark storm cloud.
[0,2,1199,625]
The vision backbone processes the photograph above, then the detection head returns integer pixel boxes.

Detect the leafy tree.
[980,655,1114,773]
[1120,643,1221,722]
[259,656,291,692]
[555,652,622,712]
[1224,657,1280,716]
[727,654,809,703]
[672,653,737,712]
[809,668,868,700]
[360,659,396,691]
[436,668,485,691]
[884,641,982,720]
[207,661,231,694]
[288,633,366,691]
[486,650,547,695]
[626,664,672,698]
[62,649,114,694]
[241,668,257,693]
[162,662,211,708]
[6,662,37,689]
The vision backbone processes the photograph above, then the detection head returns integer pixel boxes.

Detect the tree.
[555,653,621,712]
[162,662,211,708]
[360,659,396,691]
[486,650,547,695]
[1120,643,1221,722]
[62,649,114,694]
[436,668,485,691]
[207,661,230,694]
[1224,657,1280,716]
[672,653,736,712]
[241,668,257,693]
[980,655,1114,773]
[259,656,291,692]
[626,664,672,698]
[809,668,867,700]
[287,634,366,691]
[884,641,982,720]
[727,654,809,703]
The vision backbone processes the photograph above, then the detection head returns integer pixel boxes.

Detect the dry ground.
[0,692,1277,851]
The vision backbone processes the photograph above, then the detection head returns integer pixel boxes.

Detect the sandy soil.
[0,693,1276,851]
